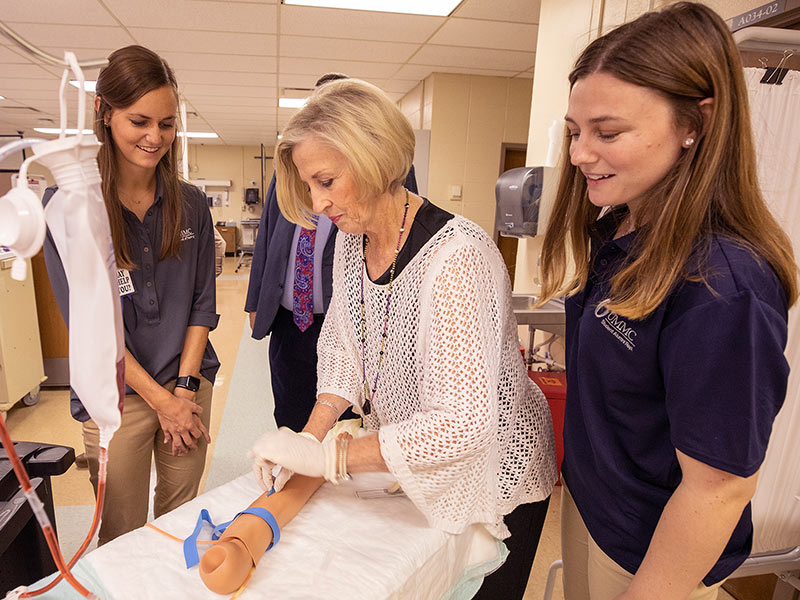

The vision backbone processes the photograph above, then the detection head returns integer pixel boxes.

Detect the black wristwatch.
[175,375,200,393]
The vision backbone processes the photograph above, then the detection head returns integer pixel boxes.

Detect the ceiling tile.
[454,0,541,24]
[280,36,418,64]
[0,78,62,92]
[0,64,59,79]
[188,96,276,107]
[7,23,135,50]
[380,79,421,94]
[129,28,276,56]
[199,114,276,122]
[182,83,275,98]
[160,52,276,73]
[209,123,277,129]
[277,73,320,89]
[2,0,117,26]
[411,45,534,71]
[176,70,275,87]
[38,47,116,66]
[0,46,34,63]
[104,0,278,34]
[393,64,521,80]
[198,109,276,117]
[280,57,401,79]
[2,90,68,101]
[280,5,443,43]
[429,19,537,52]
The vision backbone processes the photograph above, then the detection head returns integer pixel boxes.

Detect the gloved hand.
[250,457,294,493]
[249,428,336,491]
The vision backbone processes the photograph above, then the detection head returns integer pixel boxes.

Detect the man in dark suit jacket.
[245,166,417,431]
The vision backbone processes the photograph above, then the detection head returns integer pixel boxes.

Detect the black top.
[43,180,220,421]
[371,198,453,285]
[562,210,789,585]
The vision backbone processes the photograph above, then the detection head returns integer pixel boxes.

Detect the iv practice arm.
[199,474,324,594]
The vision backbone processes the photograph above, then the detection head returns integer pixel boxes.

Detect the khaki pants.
[82,378,212,545]
[561,483,722,600]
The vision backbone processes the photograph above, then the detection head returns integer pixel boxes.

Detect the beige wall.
[413,73,532,235]
[187,144,273,228]
[399,81,425,130]
[516,0,771,295]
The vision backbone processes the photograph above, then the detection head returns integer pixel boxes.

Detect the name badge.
[117,269,135,296]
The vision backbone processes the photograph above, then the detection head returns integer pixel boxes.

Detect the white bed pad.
[30,472,506,600]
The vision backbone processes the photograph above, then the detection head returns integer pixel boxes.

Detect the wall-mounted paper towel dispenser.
[495,166,555,238]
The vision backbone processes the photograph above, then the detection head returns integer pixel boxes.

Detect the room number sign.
[728,0,786,32]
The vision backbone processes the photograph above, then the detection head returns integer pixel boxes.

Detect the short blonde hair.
[276,78,415,226]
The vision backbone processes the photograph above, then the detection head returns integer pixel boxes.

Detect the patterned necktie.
[293,224,316,332]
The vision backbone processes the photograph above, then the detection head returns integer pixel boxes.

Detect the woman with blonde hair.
[44,45,219,544]
[249,78,557,599]
[537,3,797,598]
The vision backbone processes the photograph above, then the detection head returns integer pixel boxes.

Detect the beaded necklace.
[360,188,410,416]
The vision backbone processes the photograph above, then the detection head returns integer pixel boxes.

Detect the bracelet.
[336,435,351,482]
[315,399,340,414]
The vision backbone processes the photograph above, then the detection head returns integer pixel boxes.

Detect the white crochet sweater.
[317,215,557,538]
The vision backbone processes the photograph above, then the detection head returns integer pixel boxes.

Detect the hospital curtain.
[743,66,800,554]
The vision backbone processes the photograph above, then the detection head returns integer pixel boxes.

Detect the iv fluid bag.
[35,135,124,448]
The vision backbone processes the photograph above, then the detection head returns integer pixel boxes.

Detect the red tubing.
[22,447,107,597]
[0,411,99,598]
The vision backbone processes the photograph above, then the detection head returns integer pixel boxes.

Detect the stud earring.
[683,137,695,148]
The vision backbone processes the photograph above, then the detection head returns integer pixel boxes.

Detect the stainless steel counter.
[512,294,566,370]
[511,294,566,338]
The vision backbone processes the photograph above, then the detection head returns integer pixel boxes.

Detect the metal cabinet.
[0,254,46,418]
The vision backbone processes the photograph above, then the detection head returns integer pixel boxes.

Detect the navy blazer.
[245,166,418,340]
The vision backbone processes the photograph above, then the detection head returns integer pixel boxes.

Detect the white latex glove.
[250,459,294,493]
[250,428,337,490]
[249,430,318,492]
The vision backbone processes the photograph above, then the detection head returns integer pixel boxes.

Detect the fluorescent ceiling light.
[34,127,217,139]
[69,80,97,92]
[34,127,94,135]
[279,97,307,109]
[178,131,219,139]
[0,95,5,100]
[282,0,460,16]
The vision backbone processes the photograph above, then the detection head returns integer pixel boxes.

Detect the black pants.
[269,306,355,431]
[472,496,551,600]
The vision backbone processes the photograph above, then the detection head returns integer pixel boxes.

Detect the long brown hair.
[94,45,183,270]
[538,2,797,318]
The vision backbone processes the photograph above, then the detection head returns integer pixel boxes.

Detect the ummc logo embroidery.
[180,228,195,242]
[594,301,637,351]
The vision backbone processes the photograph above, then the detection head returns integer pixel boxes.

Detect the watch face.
[178,376,200,392]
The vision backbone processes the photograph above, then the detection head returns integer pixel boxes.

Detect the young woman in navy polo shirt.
[44,45,219,545]
[536,4,797,599]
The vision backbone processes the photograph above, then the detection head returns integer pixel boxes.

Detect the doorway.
[496,145,527,287]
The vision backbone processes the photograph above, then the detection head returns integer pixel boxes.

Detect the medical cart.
[235,219,260,273]
[0,250,46,420]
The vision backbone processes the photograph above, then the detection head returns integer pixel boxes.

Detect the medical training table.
[30,472,504,600]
